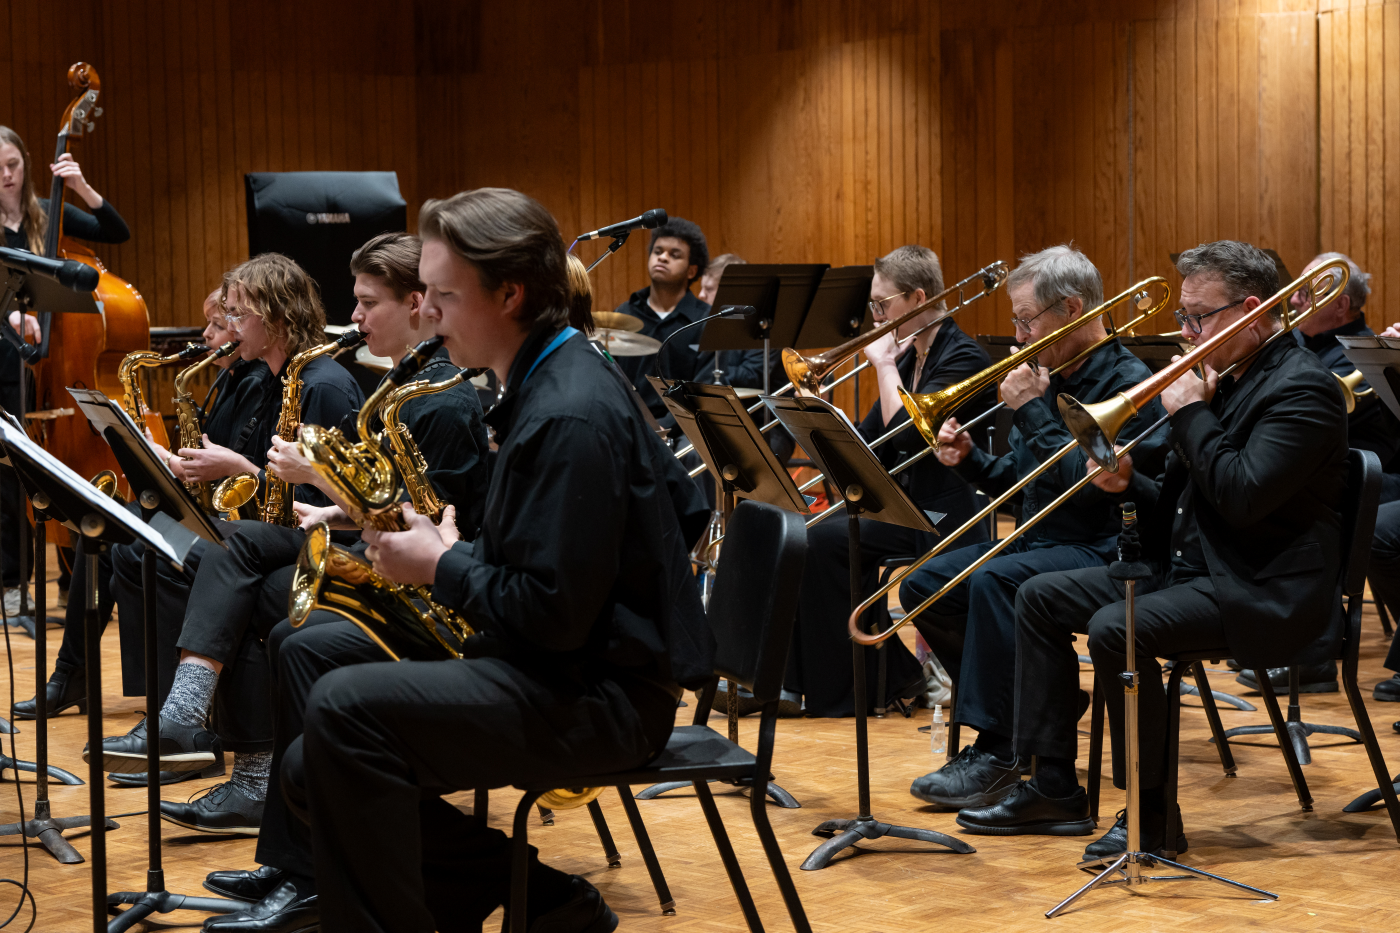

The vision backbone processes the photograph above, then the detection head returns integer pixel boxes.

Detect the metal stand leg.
[801,502,974,870]
[1220,666,1359,764]
[104,543,248,930]
[0,503,101,863]
[1046,567,1275,917]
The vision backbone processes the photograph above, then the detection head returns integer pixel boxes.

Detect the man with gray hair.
[900,244,1169,809]
[961,240,1347,859]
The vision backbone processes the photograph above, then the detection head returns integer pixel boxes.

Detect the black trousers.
[291,651,676,933]
[54,534,117,676]
[0,461,30,589]
[176,520,307,752]
[1370,501,1400,674]
[255,615,382,879]
[1014,566,1225,789]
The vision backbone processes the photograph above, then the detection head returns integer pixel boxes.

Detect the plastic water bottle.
[929,704,946,756]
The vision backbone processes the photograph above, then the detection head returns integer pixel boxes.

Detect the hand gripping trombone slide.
[675,260,1011,467]
[794,276,1174,530]
[845,261,1344,648]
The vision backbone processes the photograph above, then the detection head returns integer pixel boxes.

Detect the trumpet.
[173,340,241,512]
[794,278,1172,534]
[849,262,1344,647]
[674,260,1010,464]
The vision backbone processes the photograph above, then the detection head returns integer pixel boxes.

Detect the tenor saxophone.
[260,329,367,526]
[118,343,211,430]
[172,340,241,512]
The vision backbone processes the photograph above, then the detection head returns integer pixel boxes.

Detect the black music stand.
[700,264,828,394]
[765,395,975,870]
[65,391,247,931]
[636,380,810,808]
[0,259,101,637]
[0,433,89,865]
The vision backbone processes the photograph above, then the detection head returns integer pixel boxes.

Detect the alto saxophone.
[260,329,367,526]
[172,340,241,513]
[118,343,211,431]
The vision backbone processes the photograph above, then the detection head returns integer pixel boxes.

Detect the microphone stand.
[585,232,631,273]
[1046,505,1277,918]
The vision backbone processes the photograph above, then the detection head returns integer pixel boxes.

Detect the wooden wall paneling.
[1260,11,1319,274]
[1366,2,1387,303]
[1385,0,1400,323]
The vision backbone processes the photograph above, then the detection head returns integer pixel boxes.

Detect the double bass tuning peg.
[86,122,96,133]
[92,107,103,117]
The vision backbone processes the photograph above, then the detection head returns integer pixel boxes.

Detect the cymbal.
[591,311,644,334]
[591,329,662,357]
[354,345,394,372]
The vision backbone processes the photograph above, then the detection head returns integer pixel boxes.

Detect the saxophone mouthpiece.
[217,339,241,357]
[179,343,212,359]
[336,329,369,350]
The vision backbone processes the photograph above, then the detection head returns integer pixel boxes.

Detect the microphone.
[577,209,668,241]
[0,246,100,292]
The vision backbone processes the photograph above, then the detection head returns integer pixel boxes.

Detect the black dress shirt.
[857,320,994,517]
[202,359,273,452]
[1296,317,1400,466]
[431,326,710,690]
[953,339,1170,549]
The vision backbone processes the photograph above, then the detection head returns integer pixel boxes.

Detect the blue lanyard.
[520,327,577,387]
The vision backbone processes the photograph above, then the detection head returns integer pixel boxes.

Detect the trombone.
[795,277,1173,532]
[848,259,1347,646]
[674,260,1010,464]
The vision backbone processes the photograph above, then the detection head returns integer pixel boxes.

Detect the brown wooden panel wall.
[2,0,1395,423]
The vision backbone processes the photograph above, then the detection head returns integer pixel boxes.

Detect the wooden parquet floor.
[3,549,1400,931]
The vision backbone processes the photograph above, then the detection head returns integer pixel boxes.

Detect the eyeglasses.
[868,291,910,316]
[1174,300,1242,335]
[1011,297,1062,332]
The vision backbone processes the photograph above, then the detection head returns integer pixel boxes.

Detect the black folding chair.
[508,500,813,933]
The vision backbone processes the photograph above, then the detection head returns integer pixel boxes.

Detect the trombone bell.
[781,347,819,396]
[898,385,947,449]
[1057,392,1138,473]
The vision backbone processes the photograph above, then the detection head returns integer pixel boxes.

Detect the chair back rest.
[705,500,808,704]
[1340,448,1383,599]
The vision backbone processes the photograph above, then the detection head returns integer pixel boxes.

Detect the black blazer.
[1124,335,1349,667]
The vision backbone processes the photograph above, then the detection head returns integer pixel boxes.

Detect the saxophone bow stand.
[54,395,250,931]
[1046,505,1276,918]
[766,395,973,870]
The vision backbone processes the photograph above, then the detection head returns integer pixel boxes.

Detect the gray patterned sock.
[229,750,272,799]
[159,661,218,728]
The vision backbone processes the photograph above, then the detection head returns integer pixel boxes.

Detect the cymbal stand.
[0,492,95,865]
[1046,544,1276,917]
[639,480,800,809]
[800,493,973,869]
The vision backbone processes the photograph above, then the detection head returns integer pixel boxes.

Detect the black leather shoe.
[522,875,618,933]
[1081,807,1187,860]
[1235,662,1338,694]
[956,781,1096,835]
[111,736,226,786]
[11,660,85,720]
[84,716,217,774]
[203,882,316,932]
[161,781,263,835]
[1375,673,1400,702]
[909,744,1022,809]
[204,865,286,902]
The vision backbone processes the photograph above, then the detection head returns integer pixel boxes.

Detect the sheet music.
[0,410,184,568]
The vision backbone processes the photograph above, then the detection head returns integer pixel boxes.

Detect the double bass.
[30,63,152,484]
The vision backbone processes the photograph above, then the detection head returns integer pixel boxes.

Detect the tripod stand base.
[801,815,974,870]
[636,776,801,808]
[1344,773,1400,812]
[0,716,15,734]
[1217,721,1361,766]
[6,613,65,639]
[1179,682,1256,711]
[107,890,250,933]
[0,799,117,864]
[0,753,85,784]
[1046,850,1277,917]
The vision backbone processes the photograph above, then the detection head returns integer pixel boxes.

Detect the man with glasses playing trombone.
[957,240,1348,859]
[900,244,1170,810]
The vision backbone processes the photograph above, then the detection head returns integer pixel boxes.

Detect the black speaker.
[245,171,408,326]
